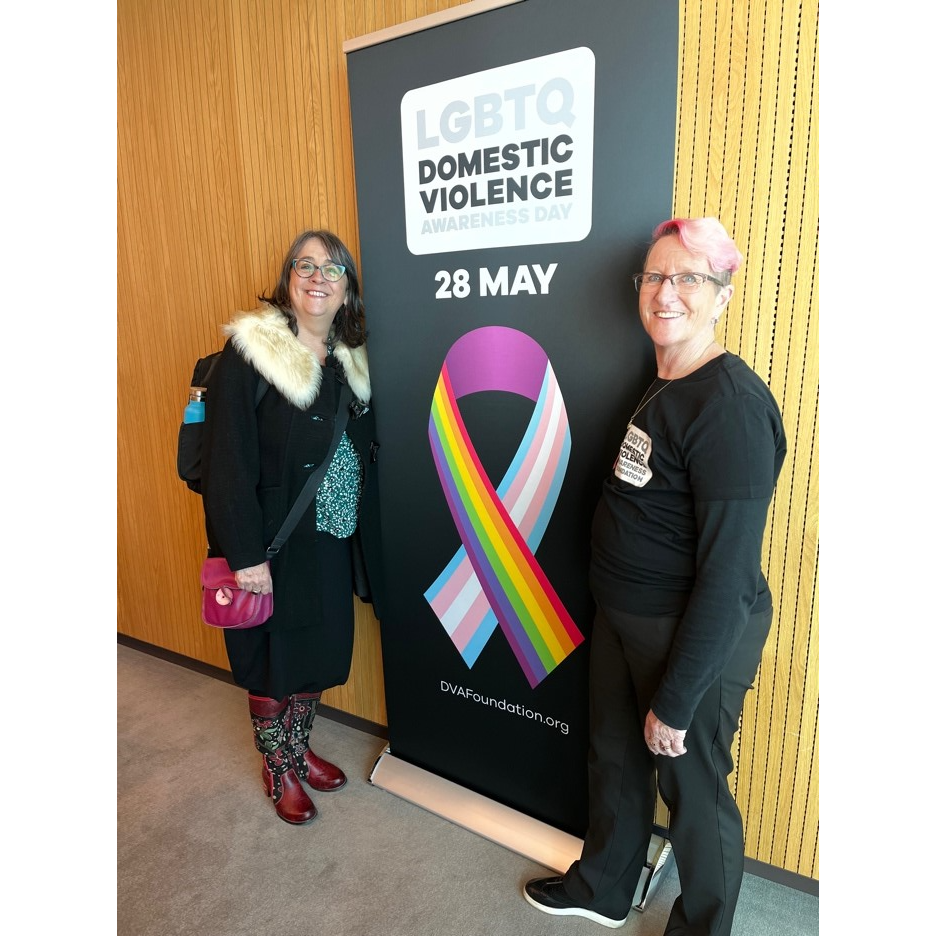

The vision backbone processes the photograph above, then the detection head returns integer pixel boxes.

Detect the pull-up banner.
[347,0,678,839]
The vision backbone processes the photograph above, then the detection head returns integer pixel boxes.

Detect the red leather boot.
[248,694,317,824]
[287,692,347,792]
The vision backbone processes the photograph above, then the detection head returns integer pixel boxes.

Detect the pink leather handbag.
[200,558,273,629]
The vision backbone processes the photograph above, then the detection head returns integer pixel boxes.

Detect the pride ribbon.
[424,326,583,688]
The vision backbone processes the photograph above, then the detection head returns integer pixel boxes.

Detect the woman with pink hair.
[524,218,786,934]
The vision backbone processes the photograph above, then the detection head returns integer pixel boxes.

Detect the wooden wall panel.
[117,0,818,879]
[666,1,819,879]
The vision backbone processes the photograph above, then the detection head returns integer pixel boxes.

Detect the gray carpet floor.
[117,643,819,936]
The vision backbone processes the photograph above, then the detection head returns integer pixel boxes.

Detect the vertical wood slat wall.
[117,0,818,879]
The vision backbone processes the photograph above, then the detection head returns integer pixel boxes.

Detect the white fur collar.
[223,304,371,409]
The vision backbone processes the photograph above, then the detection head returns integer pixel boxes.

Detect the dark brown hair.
[259,229,366,348]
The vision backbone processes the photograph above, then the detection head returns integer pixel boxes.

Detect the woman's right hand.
[234,561,272,595]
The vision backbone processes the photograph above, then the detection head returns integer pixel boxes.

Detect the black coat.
[200,307,385,650]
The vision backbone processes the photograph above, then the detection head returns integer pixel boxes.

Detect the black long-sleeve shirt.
[589,352,786,729]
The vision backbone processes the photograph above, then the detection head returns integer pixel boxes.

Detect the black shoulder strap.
[199,347,266,407]
[265,380,352,558]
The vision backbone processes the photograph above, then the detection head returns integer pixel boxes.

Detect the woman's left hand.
[645,709,687,757]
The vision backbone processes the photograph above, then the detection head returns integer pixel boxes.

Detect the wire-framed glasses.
[632,272,724,294]
[292,259,347,281]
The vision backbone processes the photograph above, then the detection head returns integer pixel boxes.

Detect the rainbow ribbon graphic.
[424,326,583,688]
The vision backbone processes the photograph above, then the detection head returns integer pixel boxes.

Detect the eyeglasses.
[632,272,724,294]
[292,259,347,282]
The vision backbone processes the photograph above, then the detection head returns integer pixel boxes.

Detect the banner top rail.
[343,0,526,54]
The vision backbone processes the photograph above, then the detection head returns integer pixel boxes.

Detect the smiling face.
[288,237,348,333]
[638,234,733,356]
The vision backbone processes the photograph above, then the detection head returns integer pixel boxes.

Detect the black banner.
[348,0,678,837]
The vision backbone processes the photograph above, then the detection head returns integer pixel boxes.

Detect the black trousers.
[563,604,773,936]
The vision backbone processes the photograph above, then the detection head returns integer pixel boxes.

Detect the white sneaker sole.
[523,888,628,929]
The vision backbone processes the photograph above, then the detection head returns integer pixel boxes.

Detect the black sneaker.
[523,876,628,929]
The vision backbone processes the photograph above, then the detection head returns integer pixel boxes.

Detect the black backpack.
[177,351,269,494]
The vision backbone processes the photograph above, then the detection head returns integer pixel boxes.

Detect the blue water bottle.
[183,386,207,424]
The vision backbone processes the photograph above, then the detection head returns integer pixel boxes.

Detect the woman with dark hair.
[524,218,786,933]
[200,229,383,825]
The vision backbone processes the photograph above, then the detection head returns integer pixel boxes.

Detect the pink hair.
[651,217,743,276]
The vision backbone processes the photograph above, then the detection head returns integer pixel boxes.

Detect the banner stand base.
[633,834,674,912]
[369,745,672,909]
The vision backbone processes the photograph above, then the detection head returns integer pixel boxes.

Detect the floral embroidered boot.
[247,694,316,824]
[287,692,347,792]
